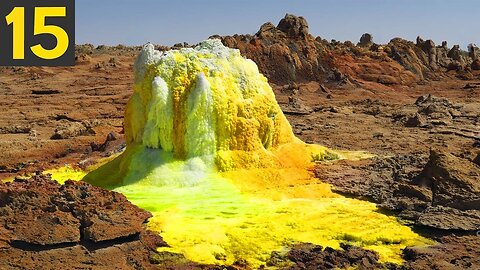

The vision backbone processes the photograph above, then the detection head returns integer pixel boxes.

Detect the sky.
[76,0,479,49]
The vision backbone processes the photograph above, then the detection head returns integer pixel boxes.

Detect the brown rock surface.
[266,238,480,270]
[316,150,480,231]
[472,59,480,70]
[403,235,480,270]
[220,15,474,86]
[0,174,167,269]
[418,150,480,210]
[267,243,386,269]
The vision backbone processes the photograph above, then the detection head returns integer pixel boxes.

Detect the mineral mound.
[84,39,324,186]
[80,39,429,268]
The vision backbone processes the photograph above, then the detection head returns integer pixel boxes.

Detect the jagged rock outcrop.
[468,43,478,60]
[219,15,475,86]
[385,37,472,79]
[316,149,480,231]
[414,150,480,230]
[219,14,327,84]
[358,33,374,48]
[276,14,310,39]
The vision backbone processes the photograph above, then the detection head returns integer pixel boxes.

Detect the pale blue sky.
[76,0,478,49]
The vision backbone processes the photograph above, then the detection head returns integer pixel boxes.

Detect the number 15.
[6,7,69,60]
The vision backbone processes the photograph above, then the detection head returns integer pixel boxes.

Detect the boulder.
[417,150,480,211]
[405,113,428,128]
[256,22,277,39]
[276,14,309,38]
[471,59,480,70]
[468,43,478,60]
[358,33,374,48]
[51,120,97,140]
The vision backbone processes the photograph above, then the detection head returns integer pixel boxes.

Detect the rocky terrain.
[0,174,166,269]
[216,14,478,87]
[0,14,479,270]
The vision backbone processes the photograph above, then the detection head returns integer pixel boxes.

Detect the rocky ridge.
[217,14,478,87]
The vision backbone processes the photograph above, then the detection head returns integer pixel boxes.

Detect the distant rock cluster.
[217,14,478,86]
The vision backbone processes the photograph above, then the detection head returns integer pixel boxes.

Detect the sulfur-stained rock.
[84,39,317,186]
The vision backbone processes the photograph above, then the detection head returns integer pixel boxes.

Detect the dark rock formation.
[403,235,480,269]
[413,150,480,230]
[266,243,388,269]
[399,94,479,138]
[418,150,480,209]
[276,14,309,39]
[405,113,428,128]
[468,43,478,60]
[316,149,480,231]
[474,153,480,166]
[358,33,374,48]
[471,59,480,70]
[256,22,277,39]
[0,174,167,269]
[266,237,480,270]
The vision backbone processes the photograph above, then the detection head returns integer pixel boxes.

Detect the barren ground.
[0,49,479,269]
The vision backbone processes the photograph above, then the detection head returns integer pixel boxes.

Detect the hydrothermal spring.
[55,40,430,268]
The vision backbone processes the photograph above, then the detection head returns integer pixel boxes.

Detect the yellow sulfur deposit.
[44,166,87,184]
[83,40,431,268]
